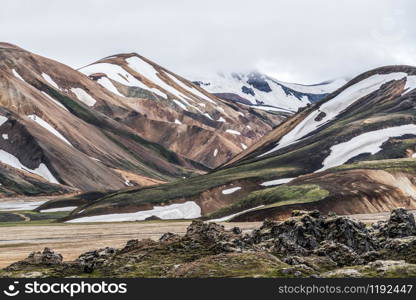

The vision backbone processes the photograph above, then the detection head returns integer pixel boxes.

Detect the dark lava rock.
[185,220,230,242]
[314,111,327,121]
[249,210,375,261]
[241,86,255,96]
[313,241,362,266]
[231,227,242,235]
[160,232,181,243]
[382,208,416,238]
[76,247,117,273]
[5,248,63,271]
[247,74,272,93]
[145,215,162,221]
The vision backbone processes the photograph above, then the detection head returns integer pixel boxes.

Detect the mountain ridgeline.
[0,42,283,197]
[40,64,416,223]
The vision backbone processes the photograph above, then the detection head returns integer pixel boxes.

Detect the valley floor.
[1,209,415,269]
[0,220,261,268]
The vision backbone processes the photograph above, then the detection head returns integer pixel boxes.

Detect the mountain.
[79,55,283,169]
[0,42,215,195]
[192,72,348,113]
[0,43,283,196]
[54,65,416,222]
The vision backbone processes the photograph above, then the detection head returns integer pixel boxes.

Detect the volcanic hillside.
[78,54,282,169]
[0,43,239,195]
[53,65,416,222]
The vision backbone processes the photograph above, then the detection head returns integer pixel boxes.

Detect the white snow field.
[221,187,241,195]
[80,62,164,97]
[318,124,416,172]
[281,77,348,94]
[0,116,8,126]
[70,88,97,107]
[225,129,241,135]
[40,206,78,213]
[126,56,193,101]
[192,72,311,111]
[0,150,59,184]
[27,115,72,146]
[96,77,124,97]
[12,69,25,82]
[404,75,416,95]
[67,201,201,223]
[259,72,410,157]
[260,177,296,187]
[41,73,60,90]
[0,200,47,211]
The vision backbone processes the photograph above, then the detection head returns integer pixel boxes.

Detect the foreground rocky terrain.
[2,208,416,278]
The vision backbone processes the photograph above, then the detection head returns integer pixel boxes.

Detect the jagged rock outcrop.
[5,248,62,271]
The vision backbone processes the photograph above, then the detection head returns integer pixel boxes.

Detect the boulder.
[382,208,416,238]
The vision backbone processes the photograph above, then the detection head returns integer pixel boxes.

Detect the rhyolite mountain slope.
[52,65,416,222]
[0,43,282,196]
[0,43,208,194]
[192,72,347,113]
[79,55,283,169]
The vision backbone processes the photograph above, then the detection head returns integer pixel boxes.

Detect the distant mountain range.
[51,65,416,223]
[0,42,281,196]
[3,41,416,225]
[192,72,348,113]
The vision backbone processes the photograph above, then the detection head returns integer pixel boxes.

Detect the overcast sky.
[1,0,415,83]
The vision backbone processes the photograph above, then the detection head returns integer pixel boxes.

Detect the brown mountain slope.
[79,53,283,167]
[54,65,416,222]
[0,42,211,192]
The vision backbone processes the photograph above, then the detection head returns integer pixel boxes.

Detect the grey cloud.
[1,0,415,83]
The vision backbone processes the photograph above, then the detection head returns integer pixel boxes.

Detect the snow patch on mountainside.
[71,88,97,107]
[318,124,416,172]
[260,72,410,157]
[260,177,295,186]
[0,150,59,184]
[27,115,72,146]
[193,72,310,111]
[41,73,60,90]
[66,201,201,223]
[12,69,25,82]
[80,62,164,97]
[97,77,124,97]
[281,78,348,94]
[0,200,47,211]
[0,116,8,126]
[222,187,241,194]
[226,129,241,135]
[209,205,265,222]
[40,206,78,213]
[404,76,416,95]
[165,73,215,104]
[127,56,191,101]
